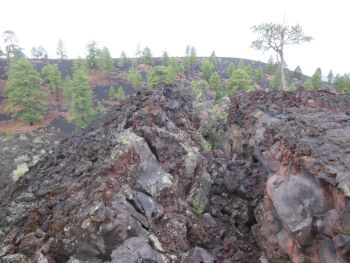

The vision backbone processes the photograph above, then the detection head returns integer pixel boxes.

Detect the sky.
[0,0,349,76]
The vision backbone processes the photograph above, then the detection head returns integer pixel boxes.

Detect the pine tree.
[127,68,142,89]
[108,86,116,100]
[334,74,350,94]
[5,58,47,124]
[200,59,215,81]
[56,39,67,59]
[327,70,334,84]
[86,40,100,70]
[209,51,219,66]
[118,51,127,68]
[293,66,302,80]
[98,47,114,77]
[117,86,125,100]
[251,23,312,90]
[191,80,209,96]
[95,102,106,117]
[256,65,263,81]
[267,56,275,75]
[41,64,62,93]
[271,66,281,89]
[41,64,63,109]
[304,79,313,90]
[209,72,222,102]
[131,59,137,69]
[141,46,154,66]
[237,59,246,69]
[227,68,254,96]
[147,66,175,89]
[161,51,170,66]
[227,62,235,76]
[245,64,253,80]
[311,68,322,89]
[184,45,197,70]
[69,59,95,128]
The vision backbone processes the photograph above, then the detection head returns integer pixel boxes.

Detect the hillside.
[0,85,350,262]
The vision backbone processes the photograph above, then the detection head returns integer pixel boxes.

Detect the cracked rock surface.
[1,87,350,263]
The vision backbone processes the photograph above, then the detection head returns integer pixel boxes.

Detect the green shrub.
[148,65,175,89]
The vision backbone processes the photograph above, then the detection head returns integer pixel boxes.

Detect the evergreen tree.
[227,68,254,96]
[148,65,175,89]
[311,68,322,89]
[293,65,302,79]
[256,65,263,81]
[69,59,95,127]
[95,102,106,117]
[169,57,180,74]
[237,59,246,69]
[200,59,215,81]
[98,47,114,77]
[209,51,219,66]
[31,46,48,59]
[245,64,253,80]
[327,70,334,84]
[62,76,73,108]
[86,40,100,70]
[127,68,142,89]
[334,74,350,94]
[289,83,297,90]
[271,66,281,89]
[41,64,62,93]
[141,46,154,66]
[209,72,222,102]
[304,79,314,90]
[161,50,170,66]
[118,51,127,68]
[184,45,197,70]
[227,62,235,76]
[131,59,137,69]
[56,39,67,59]
[117,86,125,100]
[191,80,209,96]
[267,56,276,75]
[251,22,312,90]
[108,86,116,100]
[41,64,63,109]
[2,30,23,58]
[5,58,47,124]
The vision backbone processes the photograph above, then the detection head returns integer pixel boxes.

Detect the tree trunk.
[279,51,288,91]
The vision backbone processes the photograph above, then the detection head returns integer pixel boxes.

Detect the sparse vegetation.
[193,198,205,215]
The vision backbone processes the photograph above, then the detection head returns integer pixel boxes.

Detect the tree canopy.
[5,58,47,124]
[251,23,312,90]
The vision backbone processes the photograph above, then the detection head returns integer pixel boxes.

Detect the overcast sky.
[0,0,349,76]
